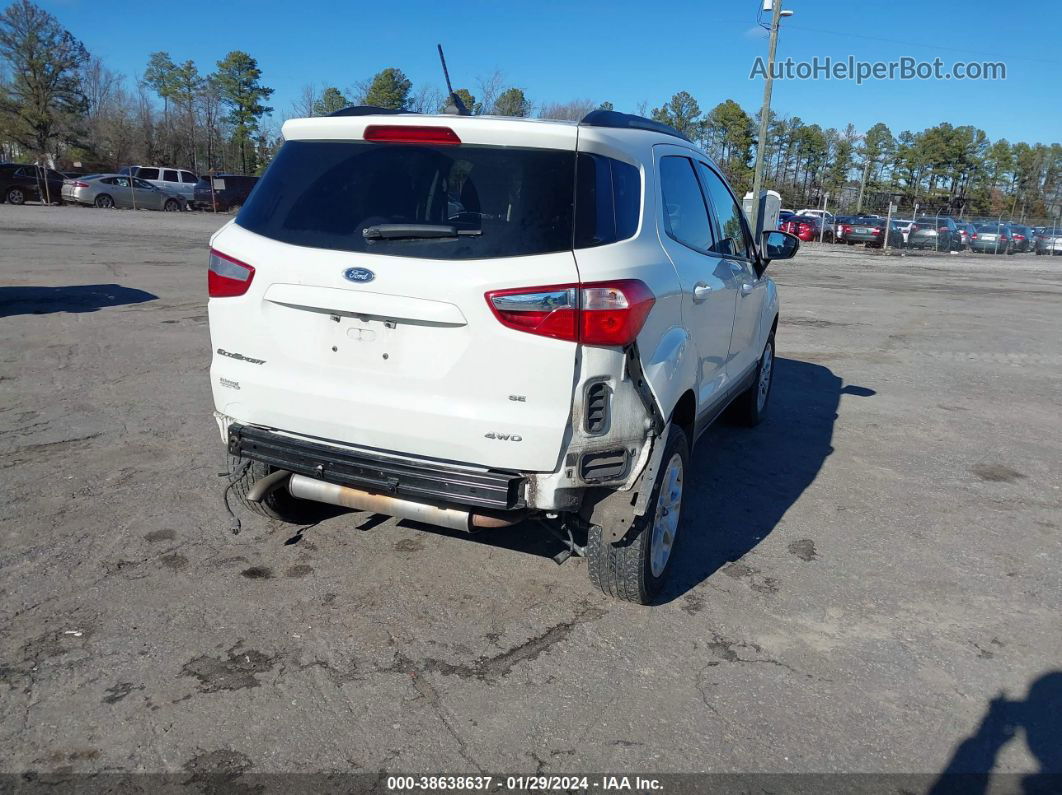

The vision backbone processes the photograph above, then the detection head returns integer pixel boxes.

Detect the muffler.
[287,474,523,532]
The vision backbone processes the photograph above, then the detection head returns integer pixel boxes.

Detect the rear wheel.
[163,198,180,212]
[586,425,689,605]
[94,194,114,208]
[227,455,338,523]
[6,187,25,205]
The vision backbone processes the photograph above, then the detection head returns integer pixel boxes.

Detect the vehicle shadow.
[928,671,1061,794]
[0,284,158,318]
[396,357,872,599]
[657,357,873,604]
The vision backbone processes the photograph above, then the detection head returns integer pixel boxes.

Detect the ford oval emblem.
[343,267,375,283]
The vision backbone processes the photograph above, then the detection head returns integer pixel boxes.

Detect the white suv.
[120,165,199,203]
[208,108,798,603]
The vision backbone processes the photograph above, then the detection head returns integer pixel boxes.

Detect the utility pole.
[749,0,790,239]
[856,157,871,213]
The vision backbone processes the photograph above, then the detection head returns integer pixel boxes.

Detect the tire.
[731,335,776,427]
[163,198,180,212]
[7,187,25,205]
[94,194,114,208]
[227,455,338,523]
[586,424,690,604]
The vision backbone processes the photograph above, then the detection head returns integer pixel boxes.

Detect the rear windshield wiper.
[362,224,482,240]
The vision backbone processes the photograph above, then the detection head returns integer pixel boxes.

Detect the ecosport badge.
[343,267,375,283]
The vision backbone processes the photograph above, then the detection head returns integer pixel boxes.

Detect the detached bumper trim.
[227,424,526,511]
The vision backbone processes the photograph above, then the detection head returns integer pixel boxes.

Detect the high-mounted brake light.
[208,249,255,297]
[485,280,655,347]
[363,125,461,145]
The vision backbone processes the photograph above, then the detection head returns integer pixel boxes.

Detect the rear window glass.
[237,140,581,260]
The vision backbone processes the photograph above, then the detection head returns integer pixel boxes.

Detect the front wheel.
[586,425,690,604]
[6,187,25,205]
[163,198,180,212]
[732,335,775,427]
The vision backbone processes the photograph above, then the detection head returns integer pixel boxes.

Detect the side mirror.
[761,230,800,264]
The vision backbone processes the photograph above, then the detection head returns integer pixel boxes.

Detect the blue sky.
[39,0,1061,144]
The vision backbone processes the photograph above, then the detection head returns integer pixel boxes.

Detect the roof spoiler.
[579,110,691,142]
[328,105,409,117]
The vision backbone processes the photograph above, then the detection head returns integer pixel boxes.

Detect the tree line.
[1,0,1058,222]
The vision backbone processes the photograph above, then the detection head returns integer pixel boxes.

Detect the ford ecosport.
[209,107,798,603]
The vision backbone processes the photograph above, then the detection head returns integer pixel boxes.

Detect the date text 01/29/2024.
[385,776,664,791]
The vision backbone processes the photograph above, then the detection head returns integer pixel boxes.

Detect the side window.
[162,169,179,182]
[114,177,130,188]
[696,163,752,258]
[659,156,713,252]
[574,153,641,249]
[100,177,116,185]
[137,168,159,180]
[180,171,198,183]
[134,178,155,190]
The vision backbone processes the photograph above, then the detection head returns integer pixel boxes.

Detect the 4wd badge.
[485,432,522,442]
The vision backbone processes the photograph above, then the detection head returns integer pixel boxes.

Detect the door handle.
[739,282,754,296]
[692,282,712,303]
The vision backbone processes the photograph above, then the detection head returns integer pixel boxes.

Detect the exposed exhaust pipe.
[287,474,523,532]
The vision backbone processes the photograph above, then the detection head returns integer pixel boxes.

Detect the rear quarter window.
[574,153,640,248]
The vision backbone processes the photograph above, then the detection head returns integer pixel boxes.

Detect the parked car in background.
[119,165,199,203]
[192,174,259,212]
[892,218,914,244]
[834,215,856,242]
[62,174,186,211]
[1034,228,1062,255]
[783,214,834,242]
[969,223,1012,254]
[777,209,797,229]
[795,208,835,227]
[954,222,977,250]
[0,163,65,205]
[1007,224,1033,253]
[908,216,960,251]
[844,216,902,247]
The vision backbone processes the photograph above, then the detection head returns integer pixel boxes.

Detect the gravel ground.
[1,205,1059,786]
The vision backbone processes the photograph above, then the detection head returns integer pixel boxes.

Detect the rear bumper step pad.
[228,424,526,511]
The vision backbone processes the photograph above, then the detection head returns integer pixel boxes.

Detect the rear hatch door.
[209,117,581,472]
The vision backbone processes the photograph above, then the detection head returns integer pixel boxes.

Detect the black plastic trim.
[228,424,526,511]
[579,110,691,143]
[327,105,410,117]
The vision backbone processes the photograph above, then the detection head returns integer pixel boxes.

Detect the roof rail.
[579,109,691,142]
[327,105,411,117]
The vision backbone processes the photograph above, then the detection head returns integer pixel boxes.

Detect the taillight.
[871,227,881,234]
[71,181,89,188]
[581,281,655,346]
[364,125,461,145]
[971,234,978,239]
[485,280,655,347]
[208,249,255,297]
[938,226,948,233]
